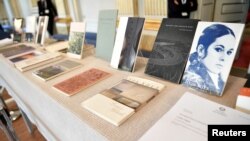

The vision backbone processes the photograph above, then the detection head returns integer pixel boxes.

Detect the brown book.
[0,44,35,58]
[53,68,111,96]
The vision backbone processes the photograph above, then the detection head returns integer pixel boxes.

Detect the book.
[25,16,37,42]
[95,9,118,61]
[53,68,110,96]
[145,18,199,83]
[9,51,44,63]
[0,44,35,58]
[101,79,158,110]
[35,16,49,45]
[110,17,145,72]
[15,52,62,72]
[236,88,250,114]
[82,94,135,126]
[139,92,250,141]
[13,18,24,42]
[181,22,245,96]
[45,41,68,53]
[67,22,86,59]
[82,76,164,126]
[32,60,82,81]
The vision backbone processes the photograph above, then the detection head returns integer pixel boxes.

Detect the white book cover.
[139,92,250,141]
[35,16,49,45]
[181,22,245,96]
[67,22,86,59]
[110,17,128,69]
[25,16,37,34]
[15,52,61,72]
[82,94,135,126]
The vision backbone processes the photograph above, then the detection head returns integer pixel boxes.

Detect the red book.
[53,68,111,96]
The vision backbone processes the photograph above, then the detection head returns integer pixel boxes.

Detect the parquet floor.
[0,89,46,141]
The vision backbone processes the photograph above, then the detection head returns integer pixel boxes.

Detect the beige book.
[82,94,135,126]
[15,52,62,72]
[45,41,68,53]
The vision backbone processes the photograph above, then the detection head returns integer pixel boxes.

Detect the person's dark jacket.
[168,0,198,18]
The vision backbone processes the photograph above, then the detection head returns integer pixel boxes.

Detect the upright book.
[145,18,199,83]
[35,16,49,45]
[82,76,165,126]
[53,68,111,96]
[13,18,24,42]
[181,22,245,96]
[95,9,118,61]
[110,17,145,72]
[32,60,81,81]
[67,22,86,59]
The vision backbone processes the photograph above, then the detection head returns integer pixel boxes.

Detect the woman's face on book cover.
[201,34,235,74]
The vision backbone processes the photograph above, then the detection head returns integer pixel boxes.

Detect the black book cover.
[118,17,145,72]
[145,18,199,83]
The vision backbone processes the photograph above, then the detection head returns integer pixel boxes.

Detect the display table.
[0,43,247,141]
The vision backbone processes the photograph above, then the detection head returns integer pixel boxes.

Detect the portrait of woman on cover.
[182,23,238,95]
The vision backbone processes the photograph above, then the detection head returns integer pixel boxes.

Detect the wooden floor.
[0,90,46,141]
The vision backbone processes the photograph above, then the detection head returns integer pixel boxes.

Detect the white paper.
[139,92,250,141]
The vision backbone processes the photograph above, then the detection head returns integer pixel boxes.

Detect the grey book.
[110,17,145,72]
[95,9,118,61]
[145,18,199,83]
[0,44,35,58]
[118,17,145,72]
[33,60,81,81]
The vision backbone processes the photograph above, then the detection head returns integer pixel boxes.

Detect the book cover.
[81,76,164,126]
[53,68,110,96]
[145,18,199,83]
[13,18,23,42]
[181,22,245,96]
[236,88,250,114]
[101,79,158,108]
[32,60,81,81]
[110,17,128,69]
[82,94,135,126]
[15,52,62,72]
[0,44,35,58]
[33,65,66,81]
[95,9,118,61]
[118,17,145,72]
[45,41,68,53]
[35,16,49,45]
[67,22,86,59]
[110,17,145,72]
[9,51,43,63]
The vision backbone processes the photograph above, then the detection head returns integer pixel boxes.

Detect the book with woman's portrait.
[181,22,245,96]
